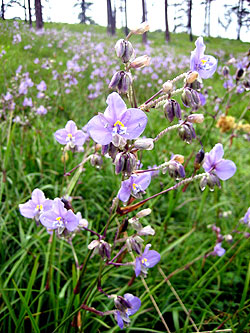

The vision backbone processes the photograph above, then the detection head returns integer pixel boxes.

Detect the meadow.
[0,20,250,332]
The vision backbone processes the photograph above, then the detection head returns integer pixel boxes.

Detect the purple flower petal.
[143,250,161,268]
[53,198,67,217]
[203,143,224,171]
[40,210,59,229]
[64,210,79,231]
[104,92,126,123]
[243,208,250,223]
[74,130,87,146]
[132,173,151,191]
[198,55,218,79]
[19,200,36,218]
[119,108,148,140]
[31,188,46,204]
[65,120,77,134]
[213,243,226,256]
[214,159,236,180]
[54,129,68,145]
[124,293,141,315]
[115,310,124,329]
[118,178,132,202]
[43,199,53,212]
[135,257,141,277]
[87,114,113,145]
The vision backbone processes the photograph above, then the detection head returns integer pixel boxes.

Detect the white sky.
[5,0,250,42]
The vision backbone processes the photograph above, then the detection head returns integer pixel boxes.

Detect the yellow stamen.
[141,258,148,264]
[132,183,137,190]
[56,216,62,221]
[114,120,124,127]
[67,133,73,139]
[201,59,207,64]
[36,204,43,210]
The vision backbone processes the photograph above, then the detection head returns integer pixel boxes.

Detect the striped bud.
[115,39,134,63]
[178,122,196,144]
[130,55,150,69]
[134,138,154,150]
[164,99,181,122]
[186,71,199,84]
[109,71,132,94]
[181,87,200,108]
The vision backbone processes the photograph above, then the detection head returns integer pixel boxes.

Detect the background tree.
[27,0,32,27]
[165,0,170,42]
[142,0,147,44]
[187,0,193,41]
[34,0,43,29]
[119,0,128,36]
[74,0,95,24]
[171,0,186,33]
[107,0,116,35]
[202,0,215,37]
[1,0,5,19]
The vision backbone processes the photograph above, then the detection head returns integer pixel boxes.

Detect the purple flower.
[212,243,226,257]
[19,189,52,220]
[40,198,79,233]
[87,92,147,145]
[37,80,47,91]
[23,97,33,107]
[54,120,87,147]
[135,244,161,277]
[114,293,141,329]
[36,105,47,115]
[203,143,236,180]
[117,173,151,203]
[190,37,217,79]
[4,92,13,101]
[243,208,250,224]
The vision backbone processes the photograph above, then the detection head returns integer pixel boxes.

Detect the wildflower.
[36,80,47,91]
[243,207,250,224]
[23,97,33,107]
[36,105,47,115]
[135,244,161,277]
[203,143,236,180]
[190,37,217,79]
[54,120,87,148]
[212,243,226,257]
[114,293,141,329]
[19,188,52,221]
[40,198,78,234]
[87,92,147,145]
[216,115,236,133]
[117,173,151,203]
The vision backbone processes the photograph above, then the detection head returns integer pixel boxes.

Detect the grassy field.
[0,20,250,332]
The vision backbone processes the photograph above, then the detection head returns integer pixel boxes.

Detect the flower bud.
[168,160,185,179]
[172,154,184,164]
[90,154,103,168]
[130,236,144,254]
[225,234,233,243]
[194,148,205,169]
[200,173,221,191]
[164,99,181,122]
[162,81,173,93]
[115,39,134,63]
[138,225,155,236]
[187,114,204,124]
[134,138,154,150]
[130,55,150,69]
[222,66,230,77]
[181,87,200,108]
[131,21,150,34]
[99,240,111,259]
[112,133,127,148]
[114,152,126,174]
[236,67,245,81]
[109,71,132,94]
[136,208,152,218]
[178,122,196,144]
[125,152,137,175]
[114,296,131,312]
[186,71,199,84]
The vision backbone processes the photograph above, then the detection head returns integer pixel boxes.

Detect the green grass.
[0,19,250,332]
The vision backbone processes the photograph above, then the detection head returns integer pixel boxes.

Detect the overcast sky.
[5,0,250,42]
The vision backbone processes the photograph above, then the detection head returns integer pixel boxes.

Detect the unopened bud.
[162,81,173,93]
[114,296,131,312]
[236,67,245,81]
[222,66,230,77]
[200,173,221,191]
[243,80,250,91]
[187,114,204,123]
[112,133,127,148]
[186,71,199,84]
[115,39,134,63]
[164,99,181,122]
[172,154,184,164]
[136,208,152,218]
[225,234,233,243]
[125,153,137,175]
[181,88,200,108]
[109,71,132,94]
[90,154,103,168]
[130,55,150,69]
[131,21,150,35]
[134,138,154,150]
[138,225,155,236]
[194,148,205,169]
[114,152,126,175]
[99,240,111,259]
[168,160,185,179]
[178,122,196,144]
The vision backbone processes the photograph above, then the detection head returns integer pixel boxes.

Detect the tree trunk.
[111,1,116,35]
[124,0,128,36]
[24,0,27,22]
[142,0,147,44]
[164,0,170,42]
[35,0,43,29]
[1,0,4,20]
[187,0,193,41]
[208,0,211,37]
[237,0,243,40]
[28,0,32,27]
[81,0,86,24]
[107,0,112,34]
